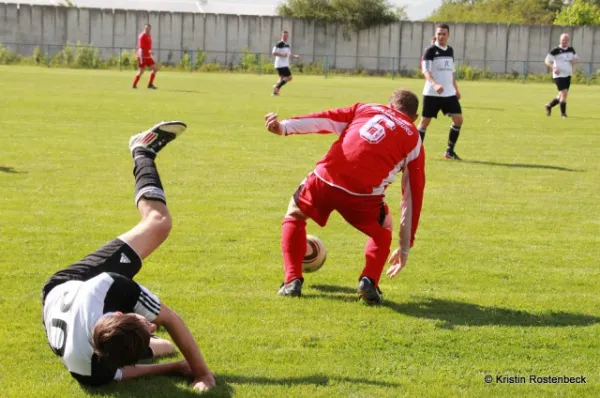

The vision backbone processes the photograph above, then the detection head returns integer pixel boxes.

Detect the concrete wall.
[1,3,599,72]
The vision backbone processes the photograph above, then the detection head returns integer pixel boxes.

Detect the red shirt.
[280,103,425,250]
[138,32,152,57]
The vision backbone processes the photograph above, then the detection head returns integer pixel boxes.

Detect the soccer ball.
[303,235,327,273]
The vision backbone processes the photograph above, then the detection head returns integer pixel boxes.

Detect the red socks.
[360,228,392,286]
[149,72,156,85]
[281,217,307,283]
[133,75,141,87]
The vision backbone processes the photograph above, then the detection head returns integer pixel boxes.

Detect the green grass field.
[1,66,599,397]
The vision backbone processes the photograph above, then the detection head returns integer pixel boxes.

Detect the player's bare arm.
[453,73,461,100]
[153,304,215,392]
[121,360,191,380]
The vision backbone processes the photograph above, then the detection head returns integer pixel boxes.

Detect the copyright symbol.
[485,375,493,384]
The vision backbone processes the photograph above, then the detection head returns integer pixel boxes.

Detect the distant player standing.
[417,23,464,160]
[264,89,425,305]
[544,33,578,118]
[272,30,299,96]
[133,24,158,89]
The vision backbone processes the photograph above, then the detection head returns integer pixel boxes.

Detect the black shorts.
[422,95,462,118]
[554,76,571,91]
[42,239,142,303]
[277,67,292,77]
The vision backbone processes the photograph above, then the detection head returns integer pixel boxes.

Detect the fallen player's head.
[92,312,152,368]
[389,89,419,122]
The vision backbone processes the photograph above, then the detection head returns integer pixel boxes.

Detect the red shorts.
[293,173,389,237]
[137,56,155,68]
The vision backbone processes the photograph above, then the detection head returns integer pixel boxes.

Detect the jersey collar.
[435,42,448,51]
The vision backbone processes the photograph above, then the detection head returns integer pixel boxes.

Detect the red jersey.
[138,32,152,57]
[280,103,425,250]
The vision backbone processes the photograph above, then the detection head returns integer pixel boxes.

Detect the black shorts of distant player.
[554,76,571,91]
[421,95,462,119]
[277,67,292,78]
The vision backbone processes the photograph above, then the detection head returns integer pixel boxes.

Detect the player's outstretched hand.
[386,248,408,278]
[265,112,284,135]
[193,373,216,393]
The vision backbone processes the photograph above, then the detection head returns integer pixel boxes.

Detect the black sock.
[133,148,166,206]
[447,124,461,152]
[275,80,288,89]
[418,128,426,142]
[548,98,560,108]
[560,102,567,115]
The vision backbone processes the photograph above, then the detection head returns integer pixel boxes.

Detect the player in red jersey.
[133,24,158,89]
[264,89,425,305]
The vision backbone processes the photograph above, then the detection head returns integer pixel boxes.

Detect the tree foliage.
[277,0,406,35]
[427,0,564,25]
[555,0,600,26]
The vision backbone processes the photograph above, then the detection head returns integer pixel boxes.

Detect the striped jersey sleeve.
[134,284,161,321]
[280,103,359,136]
[103,273,161,321]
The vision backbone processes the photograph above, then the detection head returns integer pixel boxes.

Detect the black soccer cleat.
[545,104,551,116]
[357,276,383,305]
[129,121,187,156]
[444,150,462,160]
[561,114,568,118]
[148,84,158,89]
[132,85,138,89]
[277,278,303,297]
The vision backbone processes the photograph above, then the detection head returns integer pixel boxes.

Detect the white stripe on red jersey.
[281,103,426,250]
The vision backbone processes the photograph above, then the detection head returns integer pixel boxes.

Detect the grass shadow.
[459,159,581,172]
[82,377,201,398]
[0,166,27,174]
[220,373,401,390]
[310,285,600,329]
[311,284,356,294]
[462,106,505,111]
[161,89,208,94]
[84,372,400,397]
[384,297,600,329]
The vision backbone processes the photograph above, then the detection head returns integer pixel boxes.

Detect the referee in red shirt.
[133,24,158,89]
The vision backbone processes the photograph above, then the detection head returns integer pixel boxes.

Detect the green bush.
[179,52,192,71]
[200,62,221,72]
[195,50,207,69]
[75,42,101,69]
[0,43,21,64]
[239,49,259,72]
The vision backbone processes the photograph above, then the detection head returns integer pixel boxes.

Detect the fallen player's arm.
[153,304,214,383]
[121,361,187,380]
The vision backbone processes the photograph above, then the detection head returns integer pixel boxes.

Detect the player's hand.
[265,112,284,135]
[192,373,216,393]
[433,83,444,94]
[386,248,408,278]
[293,54,300,59]
[553,66,559,74]
[455,90,461,100]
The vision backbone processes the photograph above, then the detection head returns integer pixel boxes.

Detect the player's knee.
[286,76,293,82]
[453,114,464,126]
[147,211,172,240]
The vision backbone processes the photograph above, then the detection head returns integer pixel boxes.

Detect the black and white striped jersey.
[421,44,456,97]
[43,272,161,385]
[273,41,291,68]
[546,46,578,78]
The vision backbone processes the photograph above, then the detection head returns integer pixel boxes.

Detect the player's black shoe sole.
[357,276,383,305]
[148,84,158,89]
[277,278,303,297]
[129,121,187,156]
